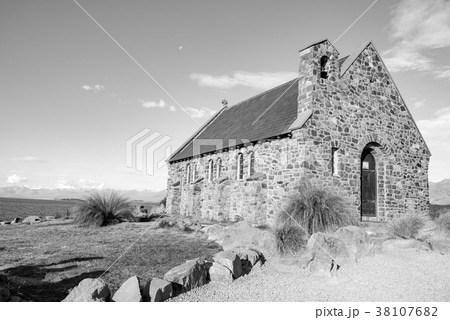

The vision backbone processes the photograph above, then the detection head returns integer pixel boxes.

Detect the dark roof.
[169,79,300,162]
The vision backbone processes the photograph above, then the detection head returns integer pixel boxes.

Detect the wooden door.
[361,152,376,217]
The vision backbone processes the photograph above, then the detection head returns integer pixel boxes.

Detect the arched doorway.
[361,148,377,218]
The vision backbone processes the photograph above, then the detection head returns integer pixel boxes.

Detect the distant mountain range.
[430,179,450,205]
[1,179,448,205]
[0,186,166,203]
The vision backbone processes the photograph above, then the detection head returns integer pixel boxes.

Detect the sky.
[0,0,449,191]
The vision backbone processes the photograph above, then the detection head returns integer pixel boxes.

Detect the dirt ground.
[171,249,450,302]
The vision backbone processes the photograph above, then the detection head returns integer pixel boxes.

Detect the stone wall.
[166,40,430,225]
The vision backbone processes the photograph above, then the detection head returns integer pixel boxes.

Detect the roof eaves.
[286,109,313,131]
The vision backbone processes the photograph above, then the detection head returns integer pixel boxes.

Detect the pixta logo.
[126,128,172,175]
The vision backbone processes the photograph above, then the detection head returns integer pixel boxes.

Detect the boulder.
[232,247,264,274]
[209,263,233,283]
[202,224,226,241]
[11,217,21,224]
[233,247,263,266]
[210,221,277,257]
[112,276,144,302]
[62,278,110,302]
[382,239,431,253]
[334,226,373,261]
[23,216,41,224]
[213,250,243,278]
[148,278,173,302]
[301,232,353,274]
[245,172,266,181]
[163,259,208,293]
[45,216,55,221]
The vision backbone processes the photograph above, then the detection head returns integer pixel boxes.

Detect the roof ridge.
[228,78,298,109]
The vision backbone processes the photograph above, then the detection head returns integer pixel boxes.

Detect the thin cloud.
[417,107,450,181]
[383,0,450,76]
[189,71,298,90]
[82,84,105,93]
[186,107,216,119]
[55,177,105,190]
[139,99,166,108]
[10,156,45,163]
[7,174,27,184]
[139,99,177,112]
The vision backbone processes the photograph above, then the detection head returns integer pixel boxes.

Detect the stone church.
[166,39,430,225]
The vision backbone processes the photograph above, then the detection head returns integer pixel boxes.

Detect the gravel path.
[171,250,450,302]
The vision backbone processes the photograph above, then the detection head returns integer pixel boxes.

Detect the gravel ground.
[171,250,450,302]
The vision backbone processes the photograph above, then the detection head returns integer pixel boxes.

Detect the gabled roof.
[169,78,300,162]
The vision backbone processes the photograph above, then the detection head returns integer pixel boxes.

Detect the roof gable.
[343,42,431,155]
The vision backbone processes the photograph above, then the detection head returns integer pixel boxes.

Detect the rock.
[112,276,144,302]
[382,239,431,253]
[245,172,266,181]
[428,239,450,255]
[302,232,353,274]
[209,263,233,283]
[164,259,208,293]
[23,216,41,224]
[62,278,110,302]
[148,278,173,302]
[45,216,55,221]
[202,224,226,241]
[11,217,21,224]
[213,221,277,257]
[213,250,243,278]
[233,247,263,266]
[334,226,373,260]
[0,280,10,302]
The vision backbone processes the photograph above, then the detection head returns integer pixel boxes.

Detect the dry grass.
[274,179,356,255]
[280,179,356,235]
[434,213,450,238]
[74,190,132,227]
[0,220,221,301]
[387,213,429,239]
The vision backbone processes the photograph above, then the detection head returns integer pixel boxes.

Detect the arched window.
[186,164,191,184]
[192,163,198,181]
[248,152,255,176]
[320,56,329,79]
[216,158,222,178]
[237,153,244,180]
[207,159,213,181]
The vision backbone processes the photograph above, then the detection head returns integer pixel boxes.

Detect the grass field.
[0,220,222,301]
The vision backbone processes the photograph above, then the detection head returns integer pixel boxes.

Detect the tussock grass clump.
[274,179,356,255]
[74,190,132,227]
[275,224,307,255]
[387,213,428,239]
[435,213,450,238]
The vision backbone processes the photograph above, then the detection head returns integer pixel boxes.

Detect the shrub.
[74,190,132,227]
[387,213,428,239]
[435,213,450,237]
[157,218,172,229]
[275,224,307,255]
[274,179,356,255]
[281,179,355,234]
